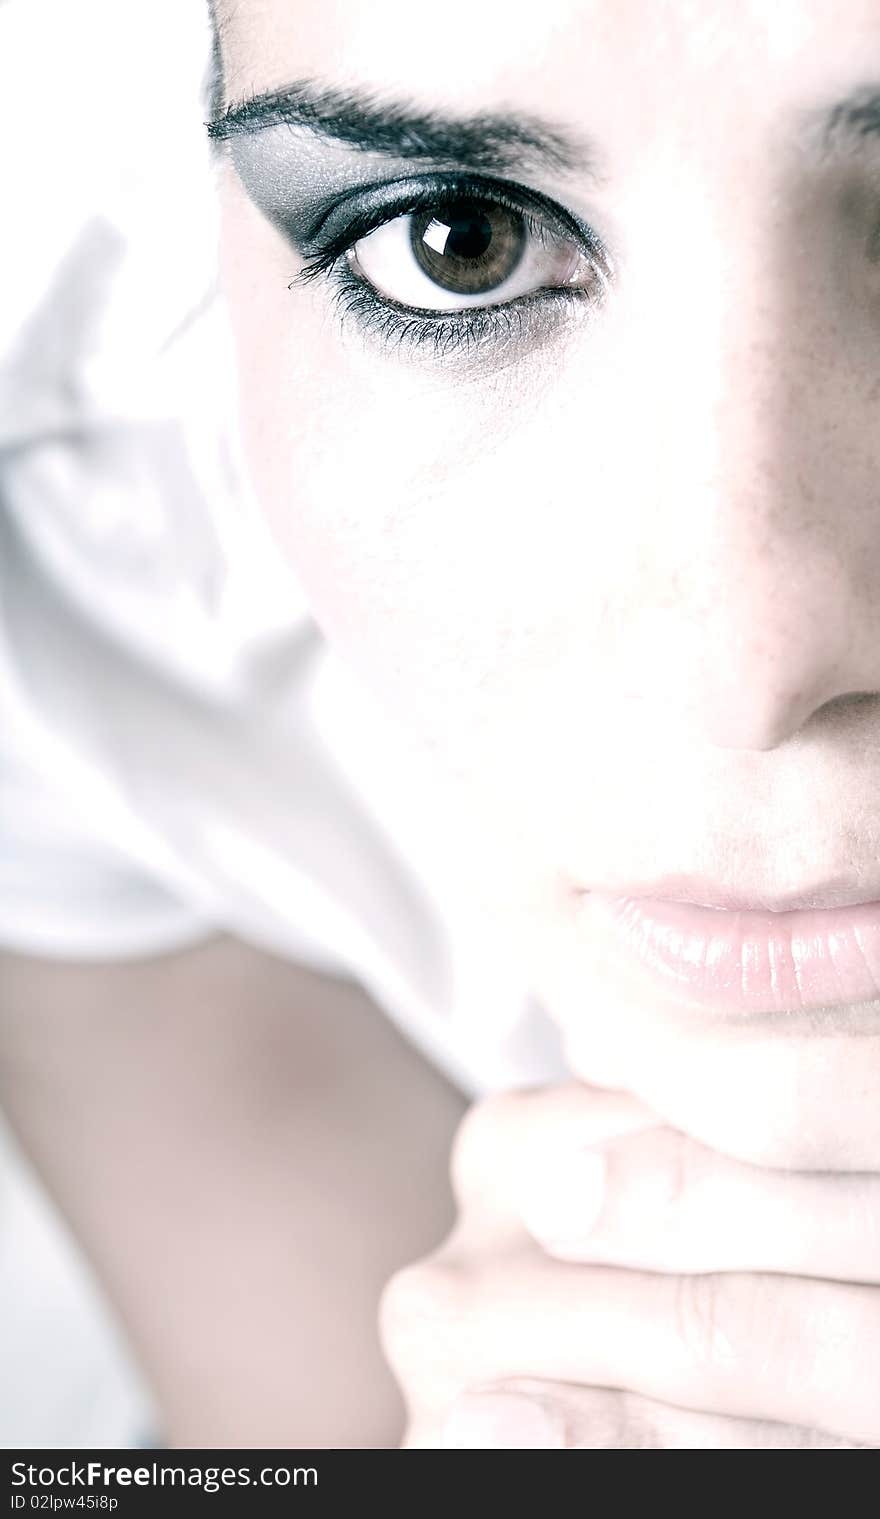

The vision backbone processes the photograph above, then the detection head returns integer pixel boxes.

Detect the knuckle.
[450,1082,634,1208]
[449,1091,525,1202]
[653,1127,698,1218]
[672,1271,742,1373]
[614,1390,665,1449]
[569,1388,663,1450]
[378,1255,468,1375]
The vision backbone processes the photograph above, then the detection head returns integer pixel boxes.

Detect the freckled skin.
[213,0,880,1159]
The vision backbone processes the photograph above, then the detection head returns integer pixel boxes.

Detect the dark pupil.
[410,200,526,296]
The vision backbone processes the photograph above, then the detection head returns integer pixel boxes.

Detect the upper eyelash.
[284,172,612,357]
[289,172,605,287]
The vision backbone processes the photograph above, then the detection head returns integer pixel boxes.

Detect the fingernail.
[517,1148,607,1245]
[441,1392,564,1449]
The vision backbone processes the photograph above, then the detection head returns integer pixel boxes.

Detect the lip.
[578,889,880,1015]
[584,872,880,913]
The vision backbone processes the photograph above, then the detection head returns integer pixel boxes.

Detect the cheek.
[239,335,601,777]
[220,183,660,864]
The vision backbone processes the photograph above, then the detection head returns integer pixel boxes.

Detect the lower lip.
[579,893,880,1015]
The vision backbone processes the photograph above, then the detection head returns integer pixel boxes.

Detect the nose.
[596,155,880,754]
[676,524,879,751]
[644,300,880,752]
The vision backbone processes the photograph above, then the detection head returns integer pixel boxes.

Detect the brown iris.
[409,200,527,295]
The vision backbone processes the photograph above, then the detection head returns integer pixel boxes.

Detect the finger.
[431,1381,868,1449]
[382,1248,880,1446]
[513,1123,880,1284]
[450,1081,658,1213]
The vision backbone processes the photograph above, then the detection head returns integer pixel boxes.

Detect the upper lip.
[582,872,880,913]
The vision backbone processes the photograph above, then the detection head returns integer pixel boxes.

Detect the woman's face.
[212,0,880,1159]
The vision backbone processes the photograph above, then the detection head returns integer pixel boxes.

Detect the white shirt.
[0,0,566,1445]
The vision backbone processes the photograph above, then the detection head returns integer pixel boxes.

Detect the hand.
[380,1082,880,1447]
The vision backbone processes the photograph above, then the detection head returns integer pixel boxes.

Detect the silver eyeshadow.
[223,127,599,257]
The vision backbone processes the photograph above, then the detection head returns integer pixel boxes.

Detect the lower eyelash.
[300,255,596,360]
[285,177,611,360]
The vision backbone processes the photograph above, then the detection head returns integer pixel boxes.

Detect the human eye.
[287,173,614,359]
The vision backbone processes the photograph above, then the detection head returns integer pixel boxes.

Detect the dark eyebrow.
[816,83,880,153]
[205,78,600,179]
[205,76,880,179]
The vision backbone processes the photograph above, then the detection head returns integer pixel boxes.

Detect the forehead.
[215,0,880,139]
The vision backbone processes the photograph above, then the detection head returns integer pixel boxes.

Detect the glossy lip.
[577,887,880,1015]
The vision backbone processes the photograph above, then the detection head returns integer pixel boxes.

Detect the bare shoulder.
[0,932,465,1119]
[0,934,468,1445]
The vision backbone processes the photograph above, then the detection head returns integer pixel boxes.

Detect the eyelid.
[291,170,613,283]
[283,170,615,369]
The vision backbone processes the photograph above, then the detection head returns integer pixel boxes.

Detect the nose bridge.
[684,526,852,750]
[617,183,880,751]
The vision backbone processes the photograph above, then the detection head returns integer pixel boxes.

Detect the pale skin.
[0,938,465,1447]
[213,0,880,1445]
[2,0,880,1448]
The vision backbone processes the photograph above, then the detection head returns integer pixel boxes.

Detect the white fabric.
[0,0,566,1446]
